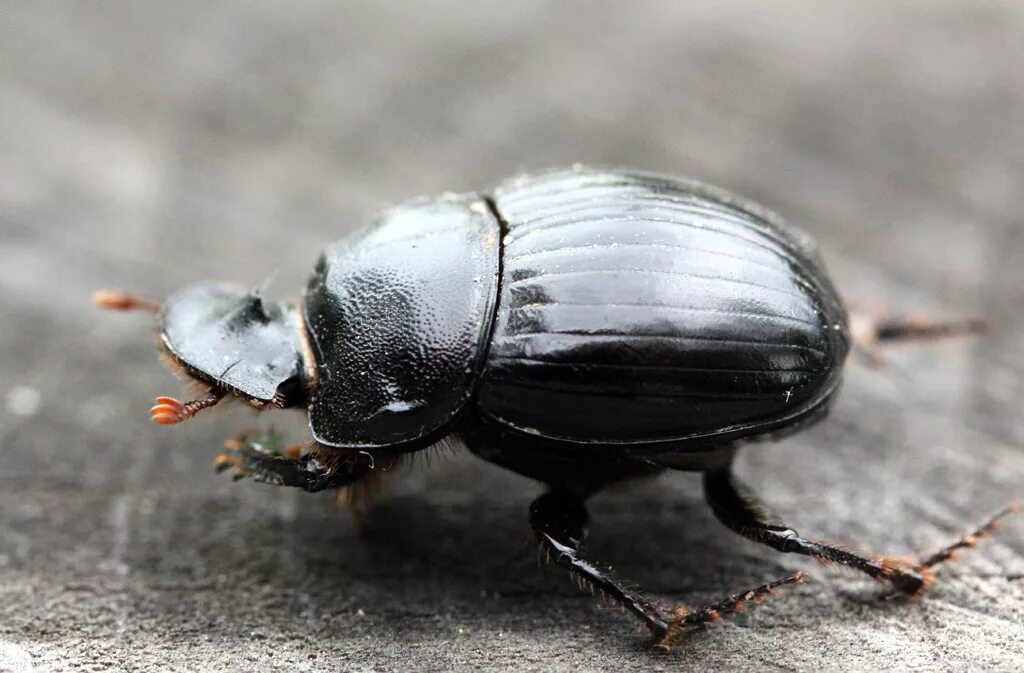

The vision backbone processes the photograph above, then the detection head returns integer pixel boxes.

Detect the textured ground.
[2,2,1023,672]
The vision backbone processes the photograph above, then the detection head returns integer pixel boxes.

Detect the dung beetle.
[96,166,1013,647]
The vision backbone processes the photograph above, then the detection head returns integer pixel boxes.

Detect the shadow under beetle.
[96,167,1015,648]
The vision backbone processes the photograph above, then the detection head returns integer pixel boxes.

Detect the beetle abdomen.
[478,168,849,447]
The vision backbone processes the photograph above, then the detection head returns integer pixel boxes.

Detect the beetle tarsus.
[916,501,1019,570]
[876,500,1021,601]
[656,572,806,650]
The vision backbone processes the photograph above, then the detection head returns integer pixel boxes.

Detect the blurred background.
[2,2,1023,671]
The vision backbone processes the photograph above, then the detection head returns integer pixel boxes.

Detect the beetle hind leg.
[529,491,803,648]
[703,468,928,594]
[703,468,1014,597]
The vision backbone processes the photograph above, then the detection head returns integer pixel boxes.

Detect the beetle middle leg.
[529,490,804,647]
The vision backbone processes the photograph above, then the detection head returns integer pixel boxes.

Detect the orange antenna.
[92,289,161,314]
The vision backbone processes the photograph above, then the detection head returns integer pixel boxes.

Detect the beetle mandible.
[95,166,1013,647]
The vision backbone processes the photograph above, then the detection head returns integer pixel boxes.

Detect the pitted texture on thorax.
[478,168,849,447]
[303,193,500,448]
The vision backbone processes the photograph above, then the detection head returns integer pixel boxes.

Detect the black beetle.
[96,166,1012,647]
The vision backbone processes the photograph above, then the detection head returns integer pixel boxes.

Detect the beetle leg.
[914,501,1020,570]
[215,433,367,492]
[703,469,931,595]
[655,572,805,650]
[530,491,671,633]
[850,311,988,365]
[529,491,802,647]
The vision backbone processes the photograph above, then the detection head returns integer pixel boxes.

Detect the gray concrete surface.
[2,2,1023,671]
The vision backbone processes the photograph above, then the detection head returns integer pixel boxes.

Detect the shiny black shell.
[302,167,849,451]
[303,193,501,448]
[477,169,848,448]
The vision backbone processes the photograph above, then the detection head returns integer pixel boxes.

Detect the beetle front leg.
[529,491,803,648]
[215,431,368,492]
[703,468,936,594]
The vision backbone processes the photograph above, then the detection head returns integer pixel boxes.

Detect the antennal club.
[150,391,224,425]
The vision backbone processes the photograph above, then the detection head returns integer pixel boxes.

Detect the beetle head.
[95,283,309,423]
[156,283,308,410]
